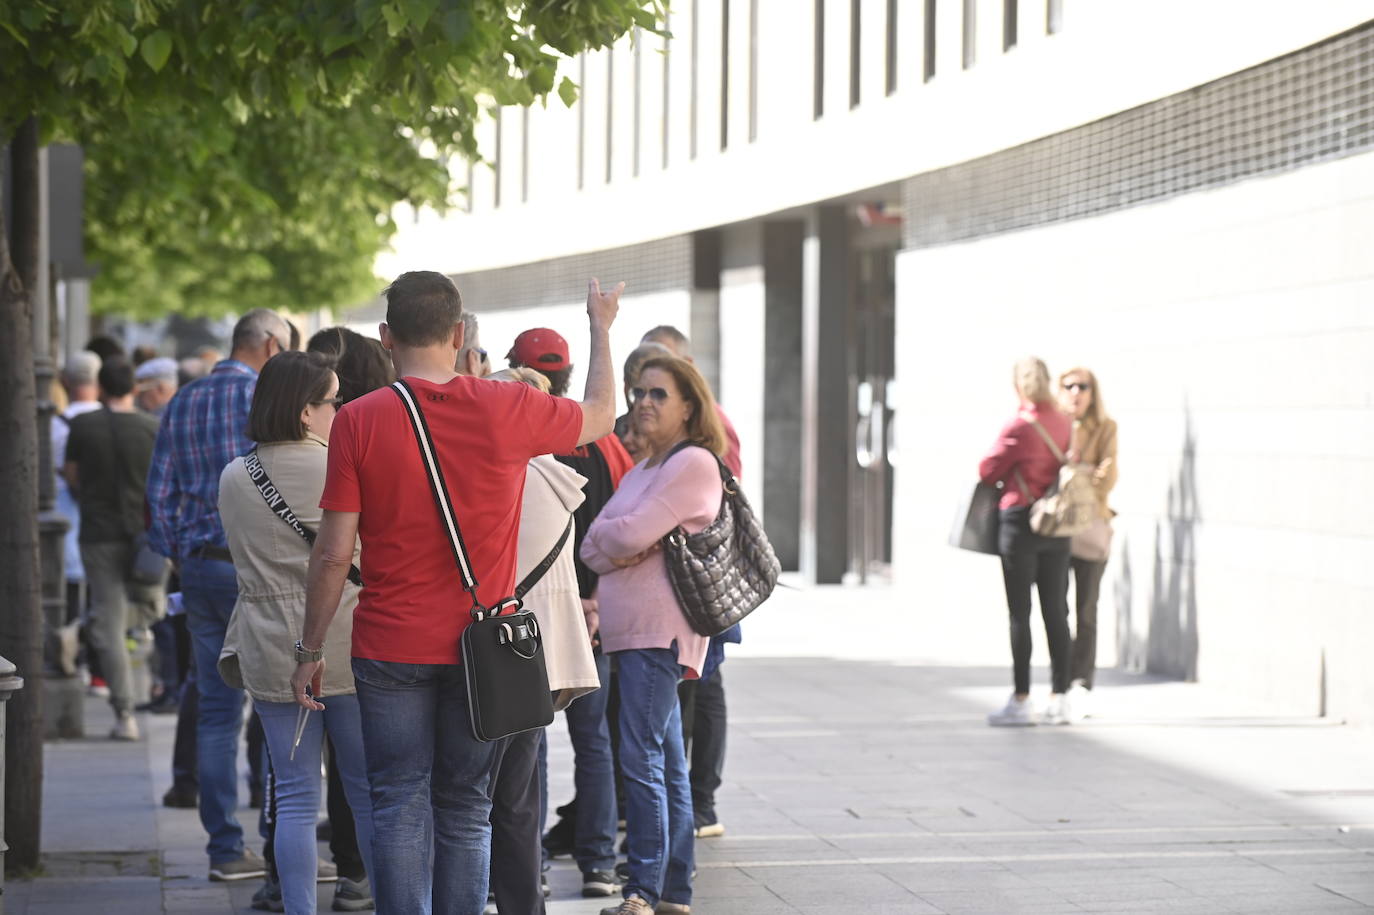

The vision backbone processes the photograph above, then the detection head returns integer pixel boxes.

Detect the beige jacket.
[1070,417,1119,519]
[217,436,361,703]
[518,455,599,711]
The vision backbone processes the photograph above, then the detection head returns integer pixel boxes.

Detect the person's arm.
[145,417,179,559]
[1094,419,1119,498]
[575,278,624,446]
[978,416,1026,485]
[579,527,619,575]
[291,509,359,709]
[584,454,718,560]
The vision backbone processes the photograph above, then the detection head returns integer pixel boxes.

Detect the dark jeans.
[490,728,545,915]
[1070,557,1107,688]
[998,507,1072,695]
[327,738,367,881]
[172,675,199,790]
[677,672,727,828]
[563,650,617,873]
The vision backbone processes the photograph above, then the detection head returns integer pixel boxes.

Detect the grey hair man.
[54,351,106,591]
[146,306,291,883]
[455,311,489,377]
[134,357,180,417]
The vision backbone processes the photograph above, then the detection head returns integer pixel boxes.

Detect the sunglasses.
[1062,382,1091,393]
[311,397,344,409]
[475,347,488,363]
[631,386,671,404]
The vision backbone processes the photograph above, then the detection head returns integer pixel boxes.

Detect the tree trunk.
[0,118,45,873]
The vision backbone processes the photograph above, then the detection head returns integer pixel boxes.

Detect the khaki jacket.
[517,455,599,711]
[217,436,361,703]
[1070,417,1119,519]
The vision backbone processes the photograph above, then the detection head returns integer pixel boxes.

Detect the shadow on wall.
[1115,406,1200,681]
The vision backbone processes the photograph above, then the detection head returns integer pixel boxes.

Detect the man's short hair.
[84,335,126,362]
[231,309,290,354]
[98,357,136,399]
[384,271,463,347]
[62,351,101,386]
[641,325,690,358]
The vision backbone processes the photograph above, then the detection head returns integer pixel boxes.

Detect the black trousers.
[677,672,727,827]
[998,507,1072,695]
[1070,557,1107,688]
[326,738,366,880]
[490,729,545,915]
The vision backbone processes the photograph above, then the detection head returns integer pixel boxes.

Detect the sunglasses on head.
[1062,382,1091,393]
[631,386,670,404]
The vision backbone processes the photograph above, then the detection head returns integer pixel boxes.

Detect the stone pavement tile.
[910,889,1083,914]
[795,904,946,915]
[874,862,1038,894]
[161,882,236,914]
[1314,878,1374,906]
[5,876,161,915]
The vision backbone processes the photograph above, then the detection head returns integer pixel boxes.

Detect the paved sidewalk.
[9,583,1374,913]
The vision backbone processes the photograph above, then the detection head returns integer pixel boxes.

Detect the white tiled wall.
[891,150,1374,722]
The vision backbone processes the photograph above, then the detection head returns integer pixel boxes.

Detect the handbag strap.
[1021,413,1068,464]
[514,518,573,600]
[390,380,513,622]
[242,448,363,587]
[663,439,736,493]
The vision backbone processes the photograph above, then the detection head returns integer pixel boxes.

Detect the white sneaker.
[109,712,140,741]
[1042,693,1072,726]
[1066,680,1091,721]
[987,694,1035,726]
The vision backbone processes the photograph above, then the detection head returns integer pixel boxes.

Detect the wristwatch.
[294,639,325,663]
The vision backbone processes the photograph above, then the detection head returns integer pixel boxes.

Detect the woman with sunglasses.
[978,356,1075,726]
[581,355,729,915]
[1057,367,1118,718]
[216,351,374,914]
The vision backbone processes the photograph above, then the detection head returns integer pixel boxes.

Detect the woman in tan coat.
[1058,367,1119,716]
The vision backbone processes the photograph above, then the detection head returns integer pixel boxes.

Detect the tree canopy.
[2,0,665,315]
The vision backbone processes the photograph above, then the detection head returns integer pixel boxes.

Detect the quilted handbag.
[660,443,781,637]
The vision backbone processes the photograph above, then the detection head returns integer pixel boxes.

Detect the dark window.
[721,0,730,150]
[885,0,898,95]
[923,0,936,82]
[962,0,975,69]
[849,0,861,108]
[814,0,825,118]
[1003,0,1018,50]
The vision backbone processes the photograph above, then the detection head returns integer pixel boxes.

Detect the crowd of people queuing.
[52,271,747,915]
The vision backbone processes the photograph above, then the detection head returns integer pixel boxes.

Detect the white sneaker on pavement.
[1042,692,1072,725]
[1066,680,1091,721]
[987,693,1035,727]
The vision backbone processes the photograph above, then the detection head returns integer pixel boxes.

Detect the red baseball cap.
[507,328,570,372]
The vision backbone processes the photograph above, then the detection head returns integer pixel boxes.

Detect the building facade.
[361,1,1374,722]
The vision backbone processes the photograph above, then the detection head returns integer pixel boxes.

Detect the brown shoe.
[600,895,654,915]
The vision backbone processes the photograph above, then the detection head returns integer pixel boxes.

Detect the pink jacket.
[978,402,1072,511]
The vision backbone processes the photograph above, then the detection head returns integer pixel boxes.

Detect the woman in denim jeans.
[581,355,727,915]
[218,352,374,913]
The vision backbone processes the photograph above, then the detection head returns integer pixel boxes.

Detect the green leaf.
[1,20,30,48]
[322,32,356,56]
[557,75,579,108]
[381,4,408,37]
[140,30,173,72]
[116,25,138,58]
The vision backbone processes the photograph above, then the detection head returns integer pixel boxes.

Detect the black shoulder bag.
[659,442,781,637]
[390,380,555,742]
[241,448,363,587]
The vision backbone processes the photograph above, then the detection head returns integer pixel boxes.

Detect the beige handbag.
[1070,517,1113,561]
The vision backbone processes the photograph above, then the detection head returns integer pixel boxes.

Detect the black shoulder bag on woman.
[659,441,781,637]
[390,380,555,742]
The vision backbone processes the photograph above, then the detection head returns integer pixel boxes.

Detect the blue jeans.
[353,658,505,915]
[256,695,375,915]
[564,649,617,873]
[615,648,694,908]
[181,556,245,864]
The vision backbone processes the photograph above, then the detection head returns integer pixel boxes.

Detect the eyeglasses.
[311,397,344,409]
[476,348,488,363]
[1062,382,1091,393]
[630,386,670,404]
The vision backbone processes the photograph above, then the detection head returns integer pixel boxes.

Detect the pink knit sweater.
[580,445,723,678]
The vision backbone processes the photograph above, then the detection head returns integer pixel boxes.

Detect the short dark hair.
[97,357,135,399]
[247,351,336,443]
[131,344,158,366]
[384,271,463,347]
[528,366,573,398]
[85,335,126,362]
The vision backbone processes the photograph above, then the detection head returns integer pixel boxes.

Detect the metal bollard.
[0,654,27,910]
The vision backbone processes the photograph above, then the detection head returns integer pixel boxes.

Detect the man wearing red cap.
[507,328,575,395]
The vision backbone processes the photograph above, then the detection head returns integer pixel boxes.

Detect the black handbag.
[949,480,1002,555]
[659,442,780,637]
[391,380,554,742]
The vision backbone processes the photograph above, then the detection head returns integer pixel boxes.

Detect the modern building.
[362,2,1374,722]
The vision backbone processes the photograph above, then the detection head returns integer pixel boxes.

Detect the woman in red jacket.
[978,356,1074,726]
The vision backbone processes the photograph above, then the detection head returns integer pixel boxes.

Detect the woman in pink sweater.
[581,355,727,915]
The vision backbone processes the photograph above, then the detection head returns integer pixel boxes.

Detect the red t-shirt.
[321,374,583,664]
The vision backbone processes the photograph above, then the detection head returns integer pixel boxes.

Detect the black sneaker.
[542,815,576,858]
[582,870,621,898]
[250,877,284,911]
[162,782,198,809]
[614,861,630,884]
[209,847,268,882]
[332,876,375,911]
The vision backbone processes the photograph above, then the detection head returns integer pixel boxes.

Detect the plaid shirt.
[146,360,257,560]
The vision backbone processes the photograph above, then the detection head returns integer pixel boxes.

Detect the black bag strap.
[663,439,737,493]
[242,448,363,587]
[514,518,573,600]
[390,380,516,622]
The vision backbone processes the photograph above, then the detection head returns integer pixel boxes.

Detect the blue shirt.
[146,359,257,559]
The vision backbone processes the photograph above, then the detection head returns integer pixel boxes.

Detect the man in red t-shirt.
[290,271,623,914]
